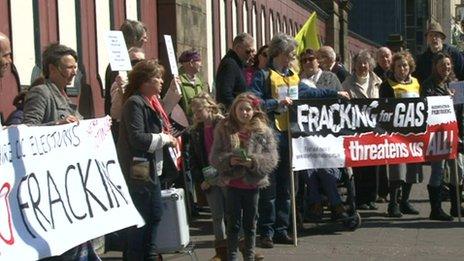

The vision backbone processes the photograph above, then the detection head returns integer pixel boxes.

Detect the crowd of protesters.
[2,17,464,261]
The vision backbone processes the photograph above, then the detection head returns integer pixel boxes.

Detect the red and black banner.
[290,96,458,170]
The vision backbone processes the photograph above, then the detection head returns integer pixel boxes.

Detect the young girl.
[189,92,227,260]
[210,93,279,261]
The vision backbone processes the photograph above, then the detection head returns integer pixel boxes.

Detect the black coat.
[415,44,464,84]
[117,93,172,184]
[215,50,247,109]
[378,78,395,98]
[189,116,222,183]
[331,63,350,83]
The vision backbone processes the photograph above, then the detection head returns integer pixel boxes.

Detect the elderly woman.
[117,59,178,260]
[342,50,382,211]
[378,51,423,218]
[298,48,346,221]
[421,52,464,221]
[299,48,342,90]
[252,33,349,248]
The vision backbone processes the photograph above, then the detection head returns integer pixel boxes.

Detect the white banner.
[0,117,144,260]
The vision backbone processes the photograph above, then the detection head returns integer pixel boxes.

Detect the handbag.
[131,157,151,182]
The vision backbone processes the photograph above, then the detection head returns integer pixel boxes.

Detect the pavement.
[102,166,464,260]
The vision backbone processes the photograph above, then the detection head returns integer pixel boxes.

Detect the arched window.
[232,0,237,37]
[95,0,111,91]
[243,0,248,33]
[220,0,227,56]
[252,4,257,48]
[10,1,37,85]
[206,0,214,89]
[125,0,138,20]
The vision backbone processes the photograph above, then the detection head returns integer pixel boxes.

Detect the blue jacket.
[251,65,338,127]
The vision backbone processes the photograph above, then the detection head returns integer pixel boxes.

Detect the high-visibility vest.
[269,68,300,131]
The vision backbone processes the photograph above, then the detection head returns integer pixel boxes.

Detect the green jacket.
[179,72,207,119]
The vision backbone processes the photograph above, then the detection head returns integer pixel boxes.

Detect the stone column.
[157,0,208,83]
[317,0,351,65]
[339,0,352,65]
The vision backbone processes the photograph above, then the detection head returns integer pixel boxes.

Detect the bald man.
[0,32,12,78]
[373,47,392,81]
[316,45,350,83]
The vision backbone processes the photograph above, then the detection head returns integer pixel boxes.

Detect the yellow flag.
[294,12,320,56]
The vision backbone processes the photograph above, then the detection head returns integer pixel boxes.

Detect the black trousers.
[353,166,378,205]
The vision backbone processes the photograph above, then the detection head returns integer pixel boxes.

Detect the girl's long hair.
[190,92,224,127]
[123,59,164,103]
[224,92,269,148]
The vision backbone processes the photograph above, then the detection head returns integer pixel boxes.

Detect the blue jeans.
[430,154,464,187]
[258,131,290,239]
[124,182,163,260]
[305,168,342,206]
[226,187,259,261]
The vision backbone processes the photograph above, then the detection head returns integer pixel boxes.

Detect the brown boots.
[210,246,227,261]
[210,240,227,261]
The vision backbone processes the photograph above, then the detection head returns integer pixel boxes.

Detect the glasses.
[301,57,316,63]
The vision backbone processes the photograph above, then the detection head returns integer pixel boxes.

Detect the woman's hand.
[57,115,79,125]
[337,91,350,100]
[169,76,182,96]
[230,156,253,168]
[279,97,293,106]
[167,134,178,147]
[230,156,243,166]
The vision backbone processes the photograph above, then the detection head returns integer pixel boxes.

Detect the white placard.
[163,35,181,93]
[0,117,144,260]
[105,31,132,71]
[164,35,179,76]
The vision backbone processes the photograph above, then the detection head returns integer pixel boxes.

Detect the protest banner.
[289,96,459,171]
[0,117,144,260]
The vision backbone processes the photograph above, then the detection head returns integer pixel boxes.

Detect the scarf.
[147,95,183,171]
[148,96,172,132]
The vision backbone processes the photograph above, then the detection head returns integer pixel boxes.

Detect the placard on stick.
[164,35,179,75]
[105,31,132,71]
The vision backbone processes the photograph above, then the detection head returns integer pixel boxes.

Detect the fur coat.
[209,120,279,188]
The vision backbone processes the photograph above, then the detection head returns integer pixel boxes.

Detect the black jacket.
[331,63,350,83]
[189,116,222,183]
[117,93,172,185]
[415,44,464,84]
[215,50,247,109]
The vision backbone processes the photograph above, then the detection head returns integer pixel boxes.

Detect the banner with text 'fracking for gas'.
[0,117,144,260]
[290,96,458,171]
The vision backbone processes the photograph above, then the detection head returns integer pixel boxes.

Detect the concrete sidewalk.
[102,166,464,260]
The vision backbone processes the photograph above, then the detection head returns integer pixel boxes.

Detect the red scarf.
[148,96,172,132]
[147,95,183,171]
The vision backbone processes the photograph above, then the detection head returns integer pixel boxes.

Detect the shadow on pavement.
[361,220,464,229]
